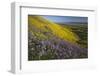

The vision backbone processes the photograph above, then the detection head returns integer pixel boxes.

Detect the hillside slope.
[28,15,87,60]
[28,15,79,44]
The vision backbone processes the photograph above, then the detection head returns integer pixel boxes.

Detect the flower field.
[28,15,88,60]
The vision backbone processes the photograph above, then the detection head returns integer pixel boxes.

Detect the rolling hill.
[28,15,79,44]
[28,15,88,60]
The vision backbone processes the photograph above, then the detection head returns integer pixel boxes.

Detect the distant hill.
[56,22,88,25]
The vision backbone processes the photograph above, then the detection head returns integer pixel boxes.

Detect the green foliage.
[62,25,88,48]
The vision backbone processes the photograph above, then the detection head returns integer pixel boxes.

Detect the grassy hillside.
[28,15,79,44]
[28,15,88,60]
[61,24,88,48]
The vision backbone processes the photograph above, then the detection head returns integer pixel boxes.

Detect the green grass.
[61,24,88,48]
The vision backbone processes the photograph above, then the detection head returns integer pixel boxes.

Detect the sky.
[42,15,88,23]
